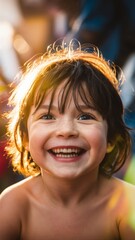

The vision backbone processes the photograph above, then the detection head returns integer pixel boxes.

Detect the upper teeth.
[52,148,80,154]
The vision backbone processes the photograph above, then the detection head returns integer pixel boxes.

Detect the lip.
[49,152,84,163]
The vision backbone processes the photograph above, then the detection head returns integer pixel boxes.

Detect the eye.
[77,113,95,120]
[40,113,55,120]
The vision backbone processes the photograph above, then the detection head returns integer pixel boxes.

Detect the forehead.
[41,79,92,108]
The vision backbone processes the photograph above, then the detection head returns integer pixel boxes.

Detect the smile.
[48,147,86,158]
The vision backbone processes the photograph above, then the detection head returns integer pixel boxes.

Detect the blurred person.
[121,54,135,155]
[0,67,13,192]
[43,0,135,67]
[0,22,21,84]
[0,0,32,191]
[120,54,135,182]
[0,0,23,27]
[0,0,36,80]
[0,70,24,193]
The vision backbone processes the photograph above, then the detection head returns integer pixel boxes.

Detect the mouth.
[48,147,86,159]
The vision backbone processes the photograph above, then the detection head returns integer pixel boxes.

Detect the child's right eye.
[40,114,55,120]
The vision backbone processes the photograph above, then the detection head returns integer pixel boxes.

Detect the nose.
[56,117,79,138]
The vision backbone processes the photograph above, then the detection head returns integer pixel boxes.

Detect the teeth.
[55,154,78,158]
[52,148,80,154]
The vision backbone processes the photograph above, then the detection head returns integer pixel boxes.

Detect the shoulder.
[101,176,135,216]
[110,177,135,206]
[112,177,135,196]
[0,175,42,209]
[1,176,31,196]
[0,176,35,239]
[0,176,42,222]
[114,178,135,229]
[0,176,37,205]
[0,177,32,214]
[112,177,135,238]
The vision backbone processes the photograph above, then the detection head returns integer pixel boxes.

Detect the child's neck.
[40,169,102,207]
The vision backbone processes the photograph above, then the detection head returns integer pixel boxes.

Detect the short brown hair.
[5,40,131,177]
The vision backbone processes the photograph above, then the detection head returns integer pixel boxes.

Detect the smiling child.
[0,39,135,240]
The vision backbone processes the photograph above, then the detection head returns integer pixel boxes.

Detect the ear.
[106,143,115,153]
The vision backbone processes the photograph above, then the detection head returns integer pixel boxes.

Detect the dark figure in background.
[0,72,24,193]
[44,0,135,67]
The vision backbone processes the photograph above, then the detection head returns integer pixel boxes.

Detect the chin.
[51,170,85,180]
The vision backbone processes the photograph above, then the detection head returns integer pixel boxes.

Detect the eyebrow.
[32,105,57,115]
[32,104,97,115]
[78,105,96,111]
[39,105,57,110]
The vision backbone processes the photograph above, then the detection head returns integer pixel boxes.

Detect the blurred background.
[0,0,135,192]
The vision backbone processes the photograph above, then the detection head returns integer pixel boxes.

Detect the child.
[0,39,135,240]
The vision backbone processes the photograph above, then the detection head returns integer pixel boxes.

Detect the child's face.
[26,82,108,179]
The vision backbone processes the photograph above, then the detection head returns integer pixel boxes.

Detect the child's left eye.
[40,114,55,120]
[78,114,95,120]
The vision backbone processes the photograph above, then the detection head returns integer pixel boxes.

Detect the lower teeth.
[56,154,78,158]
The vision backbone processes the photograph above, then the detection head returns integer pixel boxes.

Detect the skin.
[0,83,135,240]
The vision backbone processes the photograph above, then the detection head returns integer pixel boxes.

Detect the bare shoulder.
[0,176,38,239]
[1,176,33,203]
[112,176,135,199]
[109,177,135,210]
[0,175,41,212]
[112,177,135,240]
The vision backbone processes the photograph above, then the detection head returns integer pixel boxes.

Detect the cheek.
[86,126,108,149]
[28,132,46,165]
[28,127,46,151]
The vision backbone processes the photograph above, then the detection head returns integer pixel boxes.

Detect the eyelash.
[40,113,55,120]
[77,113,96,120]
